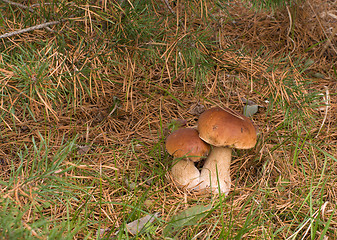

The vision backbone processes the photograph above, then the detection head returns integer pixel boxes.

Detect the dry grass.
[0,0,337,239]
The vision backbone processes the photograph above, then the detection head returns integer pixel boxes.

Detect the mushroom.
[165,128,210,189]
[197,107,257,194]
[169,159,201,189]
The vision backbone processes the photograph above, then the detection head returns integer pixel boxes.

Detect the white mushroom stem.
[171,159,200,190]
[199,147,232,194]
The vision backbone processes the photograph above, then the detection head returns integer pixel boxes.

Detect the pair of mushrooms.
[166,106,256,195]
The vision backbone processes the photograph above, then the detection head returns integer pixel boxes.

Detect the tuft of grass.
[0,134,92,239]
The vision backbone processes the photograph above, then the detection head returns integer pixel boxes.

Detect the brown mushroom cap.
[197,107,257,149]
[165,128,210,162]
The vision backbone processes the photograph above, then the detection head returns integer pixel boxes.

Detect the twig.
[285,5,296,54]
[1,0,55,32]
[315,86,330,138]
[162,0,175,15]
[161,0,185,30]
[1,0,34,12]
[0,21,61,39]
[30,3,52,8]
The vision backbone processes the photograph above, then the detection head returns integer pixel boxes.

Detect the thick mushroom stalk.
[171,159,200,189]
[198,147,232,194]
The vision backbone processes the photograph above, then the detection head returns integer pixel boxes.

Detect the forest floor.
[0,0,337,239]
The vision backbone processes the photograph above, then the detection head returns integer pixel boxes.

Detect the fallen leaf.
[96,228,110,238]
[93,111,106,123]
[241,97,257,106]
[77,145,91,155]
[163,205,211,237]
[188,103,205,115]
[168,119,187,132]
[125,179,137,190]
[311,72,325,79]
[119,212,160,236]
[243,105,259,117]
[144,200,154,208]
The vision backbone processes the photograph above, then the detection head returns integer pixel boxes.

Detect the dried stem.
[0,21,61,39]
[315,86,330,138]
[1,0,34,12]
[1,0,56,33]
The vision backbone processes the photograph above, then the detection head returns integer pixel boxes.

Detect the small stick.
[30,3,52,8]
[161,0,185,30]
[162,0,175,15]
[315,86,330,138]
[1,0,56,32]
[0,21,60,39]
[285,5,296,54]
[1,0,34,12]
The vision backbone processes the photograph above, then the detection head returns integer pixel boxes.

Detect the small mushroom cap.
[197,107,257,149]
[166,128,210,162]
